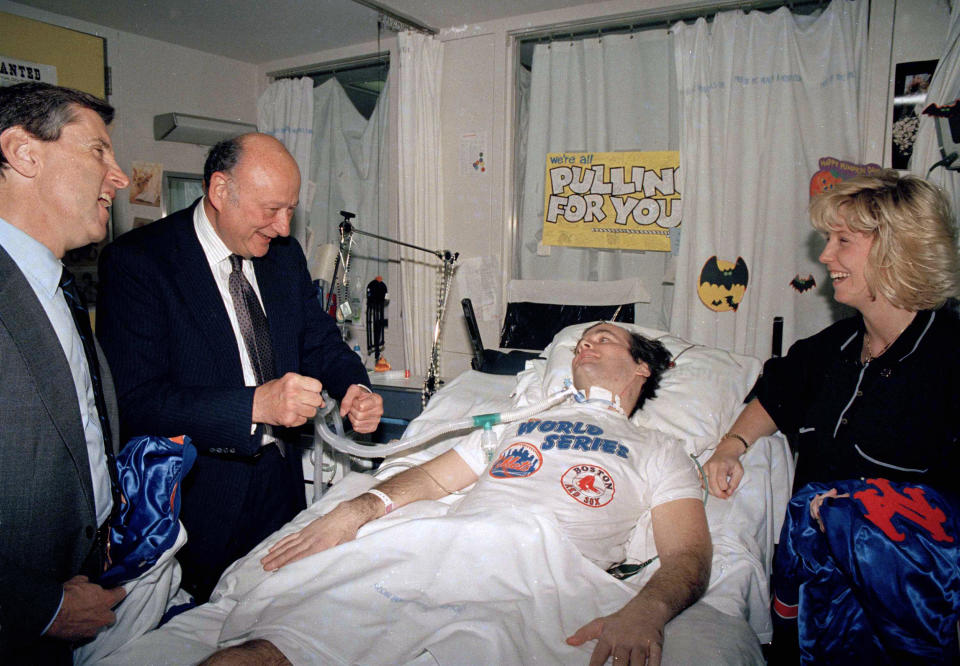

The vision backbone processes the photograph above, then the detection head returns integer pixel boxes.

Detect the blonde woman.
[703,170,960,661]
[705,169,959,499]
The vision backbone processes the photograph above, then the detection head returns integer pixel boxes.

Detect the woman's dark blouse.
[754,306,960,494]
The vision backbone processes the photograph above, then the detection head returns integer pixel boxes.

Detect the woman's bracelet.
[722,432,750,452]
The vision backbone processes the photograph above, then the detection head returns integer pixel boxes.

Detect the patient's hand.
[340,384,384,433]
[702,439,746,499]
[261,494,381,570]
[566,601,667,666]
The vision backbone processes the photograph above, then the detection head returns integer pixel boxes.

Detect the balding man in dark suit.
[97,133,383,602]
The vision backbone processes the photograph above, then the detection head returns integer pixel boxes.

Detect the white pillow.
[525,321,762,455]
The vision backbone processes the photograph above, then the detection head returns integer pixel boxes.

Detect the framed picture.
[892,59,938,170]
[130,161,163,207]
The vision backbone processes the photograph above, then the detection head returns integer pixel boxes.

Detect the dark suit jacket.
[95,202,368,584]
[0,245,120,661]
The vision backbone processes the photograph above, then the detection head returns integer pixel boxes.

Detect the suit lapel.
[169,211,245,384]
[0,246,96,514]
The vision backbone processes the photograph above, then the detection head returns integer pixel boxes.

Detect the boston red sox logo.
[561,463,615,508]
[854,478,954,543]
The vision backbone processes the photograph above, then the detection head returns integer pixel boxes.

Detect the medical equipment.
[366,276,388,365]
[334,211,459,405]
[313,384,578,465]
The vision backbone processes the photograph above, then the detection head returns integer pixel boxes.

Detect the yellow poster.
[542,151,680,252]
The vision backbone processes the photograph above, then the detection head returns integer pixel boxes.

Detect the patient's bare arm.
[261,448,478,570]
[566,498,711,666]
[201,639,291,666]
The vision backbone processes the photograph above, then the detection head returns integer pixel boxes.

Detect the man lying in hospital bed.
[105,321,785,665]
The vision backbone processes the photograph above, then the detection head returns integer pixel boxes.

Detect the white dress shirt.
[193,201,278,446]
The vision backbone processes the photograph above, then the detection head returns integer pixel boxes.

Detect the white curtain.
[307,77,392,303]
[910,0,960,215]
[517,31,678,330]
[257,77,315,245]
[398,31,444,376]
[669,0,867,358]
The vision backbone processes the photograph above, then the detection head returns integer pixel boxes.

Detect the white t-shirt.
[453,401,701,569]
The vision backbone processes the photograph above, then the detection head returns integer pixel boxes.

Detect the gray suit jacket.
[0,245,119,660]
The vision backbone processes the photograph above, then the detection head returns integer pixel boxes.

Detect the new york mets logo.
[490,443,543,479]
[854,478,954,543]
[561,464,615,507]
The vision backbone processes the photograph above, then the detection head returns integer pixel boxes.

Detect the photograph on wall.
[891,59,938,170]
[130,161,163,207]
[542,150,681,252]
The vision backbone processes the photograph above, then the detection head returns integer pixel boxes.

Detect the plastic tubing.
[314,387,576,459]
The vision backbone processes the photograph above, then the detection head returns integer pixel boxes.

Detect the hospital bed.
[101,316,793,665]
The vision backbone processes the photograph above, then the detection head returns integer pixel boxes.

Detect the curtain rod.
[351,0,437,35]
[267,52,389,81]
[510,0,828,41]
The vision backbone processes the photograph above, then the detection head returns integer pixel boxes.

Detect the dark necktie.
[60,268,120,567]
[228,255,283,456]
[228,254,276,385]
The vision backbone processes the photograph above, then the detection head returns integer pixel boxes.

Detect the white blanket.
[224,506,631,663]
[103,484,762,665]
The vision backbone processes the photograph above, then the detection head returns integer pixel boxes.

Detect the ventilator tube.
[314,386,577,459]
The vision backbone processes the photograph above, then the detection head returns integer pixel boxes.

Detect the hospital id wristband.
[366,488,395,514]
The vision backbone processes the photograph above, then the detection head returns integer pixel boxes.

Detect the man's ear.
[0,127,42,178]
[207,171,231,211]
[635,361,651,378]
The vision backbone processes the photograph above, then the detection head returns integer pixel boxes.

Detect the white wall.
[1,1,259,235]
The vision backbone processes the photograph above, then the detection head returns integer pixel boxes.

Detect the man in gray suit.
[0,82,130,663]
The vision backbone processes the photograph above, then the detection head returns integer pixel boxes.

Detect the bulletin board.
[0,11,106,97]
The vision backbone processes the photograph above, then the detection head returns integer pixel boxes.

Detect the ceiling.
[12,0,591,64]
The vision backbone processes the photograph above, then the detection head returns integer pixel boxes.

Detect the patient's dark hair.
[628,332,672,415]
[203,135,246,188]
[0,82,114,174]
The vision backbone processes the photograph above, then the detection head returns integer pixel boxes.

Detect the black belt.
[202,443,292,462]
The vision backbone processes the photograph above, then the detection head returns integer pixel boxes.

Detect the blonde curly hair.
[809,169,959,310]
